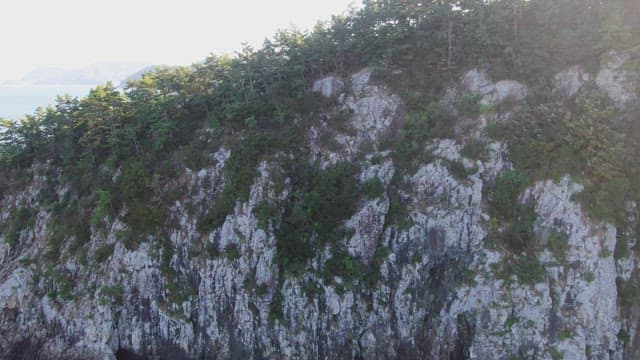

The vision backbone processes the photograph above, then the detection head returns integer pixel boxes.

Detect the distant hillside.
[20,62,149,85]
[117,65,166,87]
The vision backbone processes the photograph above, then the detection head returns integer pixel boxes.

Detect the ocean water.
[0,85,96,120]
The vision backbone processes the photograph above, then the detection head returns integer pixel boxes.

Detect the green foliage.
[4,206,36,246]
[0,2,638,316]
[178,142,209,170]
[198,132,274,233]
[362,177,385,199]
[125,203,166,245]
[558,329,574,340]
[386,185,411,229]
[392,131,434,174]
[618,329,631,343]
[618,274,640,308]
[489,91,634,226]
[276,162,359,273]
[392,103,453,174]
[99,284,124,305]
[485,170,531,221]
[253,200,280,230]
[583,271,595,283]
[547,230,569,261]
[504,315,519,330]
[323,245,365,292]
[91,189,113,226]
[94,243,115,263]
[497,204,537,254]
[224,243,241,260]
[405,103,455,141]
[373,245,391,266]
[118,159,150,203]
[43,266,75,301]
[550,348,564,360]
[166,280,196,306]
[614,233,630,260]
[18,257,35,266]
[460,139,488,161]
[499,254,547,285]
[446,160,472,181]
[458,92,483,117]
[1,0,638,176]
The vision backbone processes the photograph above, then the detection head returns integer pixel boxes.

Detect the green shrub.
[374,245,391,265]
[323,245,365,292]
[618,275,640,308]
[500,254,546,285]
[206,241,220,259]
[56,274,75,301]
[614,233,630,260]
[224,243,241,260]
[126,203,167,242]
[44,267,75,301]
[504,315,519,330]
[497,204,537,254]
[362,177,385,199]
[69,218,92,251]
[91,189,113,225]
[386,186,411,229]
[118,159,151,202]
[618,329,631,343]
[94,244,115,263]
[198,188,236,233]
[583,271,596,282]
[392,130,434,174]
[5,206,36,246]
[254,200,280,230]
[166,278,196,305]
[199,132,273,233]
[178,142,208,170]
[558,329,574,340]
[486,170,531,221]
[393,103,453,174]
[489,91,632,226]
[276,162,360,273]
[460,139,488,161]
[99,284,124,305]
[547,230,569,261]
[550,349,564,360]
[447,160,472,181]
[458,92,483,117]
[404,103,455,142]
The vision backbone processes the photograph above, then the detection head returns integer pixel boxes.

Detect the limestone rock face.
[554,65,591,98]
[312,75,345,99]
[596,51,638,108]
[0,63,635,360]
[461,68,528,105]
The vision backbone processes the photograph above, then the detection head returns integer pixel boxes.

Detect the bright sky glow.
[0,0,356,81]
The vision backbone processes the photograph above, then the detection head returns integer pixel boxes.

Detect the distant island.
[3,62,151,86]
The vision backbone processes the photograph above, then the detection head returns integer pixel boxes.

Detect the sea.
[0,84,96,120]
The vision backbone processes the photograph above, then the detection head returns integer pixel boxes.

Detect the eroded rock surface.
[0,64,636,360]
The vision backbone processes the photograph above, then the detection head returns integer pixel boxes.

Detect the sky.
[0,0,356,82]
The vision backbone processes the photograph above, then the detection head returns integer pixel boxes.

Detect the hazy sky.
[0,0,356,81]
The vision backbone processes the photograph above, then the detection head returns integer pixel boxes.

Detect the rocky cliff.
[1,54,639,359]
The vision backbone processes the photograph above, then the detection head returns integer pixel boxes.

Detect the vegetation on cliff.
[0,0,639,304]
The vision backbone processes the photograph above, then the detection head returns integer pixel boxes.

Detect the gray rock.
[461,68,528,105]
[596,51,637,108]
[0,64,633,359]
[554,65,591,98]
[312,75,345,98]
